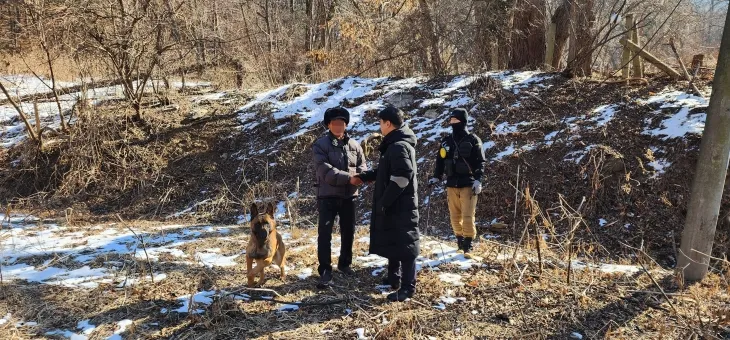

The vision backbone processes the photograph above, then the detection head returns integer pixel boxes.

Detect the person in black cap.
[312,107,367,288]
[356,106,420,302]
[428,108,486,258]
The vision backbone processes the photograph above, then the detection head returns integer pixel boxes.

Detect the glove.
[472,180,482,195]
[428,178,440,187]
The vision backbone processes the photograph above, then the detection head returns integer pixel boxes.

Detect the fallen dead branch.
[227,292,345,307]
[229,286,284,298]
[669,38,704,98]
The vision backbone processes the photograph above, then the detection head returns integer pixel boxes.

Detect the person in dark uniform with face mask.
[428,108,486,258]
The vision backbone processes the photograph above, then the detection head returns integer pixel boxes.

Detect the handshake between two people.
[349,175,366,187]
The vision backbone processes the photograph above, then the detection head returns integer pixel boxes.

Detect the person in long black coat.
[355,106,420,302]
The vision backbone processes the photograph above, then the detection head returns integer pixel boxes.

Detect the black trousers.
[388,257,417,291]
[317,198,356,275]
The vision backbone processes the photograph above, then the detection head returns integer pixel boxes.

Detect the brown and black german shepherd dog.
[246,202,287,287]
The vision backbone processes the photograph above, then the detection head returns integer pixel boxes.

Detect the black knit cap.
[377,105,404,127]
[323,107,350,126]
[449,108,469,123]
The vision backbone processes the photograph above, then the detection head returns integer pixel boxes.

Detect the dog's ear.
[250,203,259,221]
[265,202,275,217]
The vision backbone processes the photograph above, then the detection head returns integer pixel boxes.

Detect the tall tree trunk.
[319,0,338,50]
[509,0,547,69]
[551,0,570,69]
[304,0,315,76]
[474,0,516,70]
[418,0,445,75]
[678,8,730,282]
[565,0,595,77]
[265,0,273,53]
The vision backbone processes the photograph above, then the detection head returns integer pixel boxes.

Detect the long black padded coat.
[359,126,420,260]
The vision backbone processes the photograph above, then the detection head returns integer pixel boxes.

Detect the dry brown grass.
[1,218,729,339]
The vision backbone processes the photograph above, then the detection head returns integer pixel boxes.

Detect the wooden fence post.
[619,38,682,79]
[631,16,644,78]
[621,14,633,79]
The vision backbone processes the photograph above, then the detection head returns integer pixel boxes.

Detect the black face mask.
[450,121,466,131]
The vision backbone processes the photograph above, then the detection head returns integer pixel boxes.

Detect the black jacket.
[433,131,486,188]
[359,126,420,260]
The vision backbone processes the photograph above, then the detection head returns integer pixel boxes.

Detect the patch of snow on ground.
[196,250,239,267]
[441,296,458,304]
[589,104,619,127]
[356,253,389,271]
[571,261,641,274]
[1,76,207,149]
[78,320,97,336]
[493,122,521,135]
[641,90,708,139]
[491,143,536,161]
[232,71,558,147]
[45,329,87,339]
[418,241,480,270]
[14,321,38,327]
[564,145,596,164]
[488,71,555,92]
[108,319,134,340]
[166,199,212,219]
[174,290,217,314]
[420,97,445,107]
[3,264,112,288]
[236,77,387,139]
[648,158,672,177]
[493,144,516,161]
[544,131,559,145]
[0,75,77,98]
[438,273,464,286]
[297,268,313,280]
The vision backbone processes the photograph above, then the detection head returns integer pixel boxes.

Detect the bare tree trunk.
[509,0,547,69]
[551,0,570,69]
[265,0,273,54]
[565,0,595,77]
[475,1,491,69]
[304,0,315,76]
[319,0,338,50]
[678,9,730,282]
[418,0,445,75]
[476,0,507,70]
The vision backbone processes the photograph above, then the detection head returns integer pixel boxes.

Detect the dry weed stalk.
[557,194,587,286]
[116,214,155,284]
[523,185,551,275]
